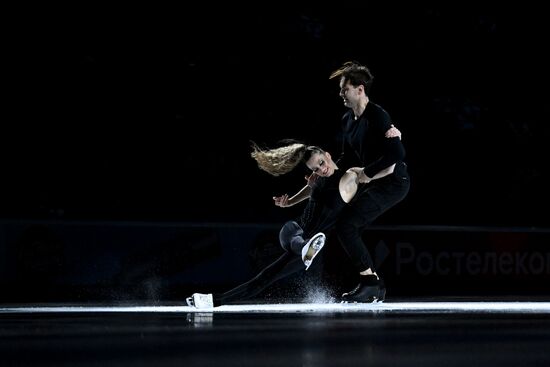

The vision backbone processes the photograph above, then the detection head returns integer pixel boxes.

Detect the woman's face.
[306,152,334,177]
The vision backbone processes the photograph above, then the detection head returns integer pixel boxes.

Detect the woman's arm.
[371,164,396,180]
[385,124,402,139]
[351,163,396,184]
[354,163,395,183]
[273,184,312,207]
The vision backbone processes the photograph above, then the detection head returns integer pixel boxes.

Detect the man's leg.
[336,175,410,302]
[335,194,383,303]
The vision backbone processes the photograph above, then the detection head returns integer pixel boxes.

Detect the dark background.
[0,4,549,303]
[4,4,549,228]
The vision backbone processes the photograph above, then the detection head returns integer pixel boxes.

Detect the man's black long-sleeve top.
[339,101,405,178]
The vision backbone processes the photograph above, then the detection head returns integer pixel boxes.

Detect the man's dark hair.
[329,61,374,95]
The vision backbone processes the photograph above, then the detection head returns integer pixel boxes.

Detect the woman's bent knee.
[279,221,302,251]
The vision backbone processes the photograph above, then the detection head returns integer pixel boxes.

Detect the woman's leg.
[279,221,307,255]
[279,220,326,270]
[214,252,304,305]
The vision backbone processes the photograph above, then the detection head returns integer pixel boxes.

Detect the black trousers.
[335,161,410,272]
[214,221,307,305]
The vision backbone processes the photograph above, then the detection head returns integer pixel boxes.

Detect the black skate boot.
[376,278,386,303]
[341,274,380,303]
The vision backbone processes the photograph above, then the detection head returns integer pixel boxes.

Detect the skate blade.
[340,297,378,304]
[303,233,326,271]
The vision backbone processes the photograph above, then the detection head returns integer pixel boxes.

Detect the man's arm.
[363,123,405,179]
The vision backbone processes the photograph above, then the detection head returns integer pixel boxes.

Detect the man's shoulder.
[367,101,389,115]
[366,101,391,123]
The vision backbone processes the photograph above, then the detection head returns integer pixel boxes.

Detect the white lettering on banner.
[394,243,550,276]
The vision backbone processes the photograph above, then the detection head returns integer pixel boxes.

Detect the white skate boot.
[186,293,214,308]
[301,232,326,271]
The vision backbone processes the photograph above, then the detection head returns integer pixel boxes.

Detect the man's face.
[339,79,362,108]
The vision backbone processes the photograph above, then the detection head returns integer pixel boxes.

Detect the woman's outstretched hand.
[273,194,290,207]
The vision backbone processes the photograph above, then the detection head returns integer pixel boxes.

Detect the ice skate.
[301,232,326,270]
[341,274,380,303]
[186,293,214,308]
[376,278,386,303]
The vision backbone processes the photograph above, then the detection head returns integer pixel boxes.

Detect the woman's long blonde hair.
[250,141,323,176]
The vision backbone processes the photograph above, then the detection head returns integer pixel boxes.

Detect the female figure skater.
[187,129,399,308]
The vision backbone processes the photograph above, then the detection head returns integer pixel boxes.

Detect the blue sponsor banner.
[1,221,548,301]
